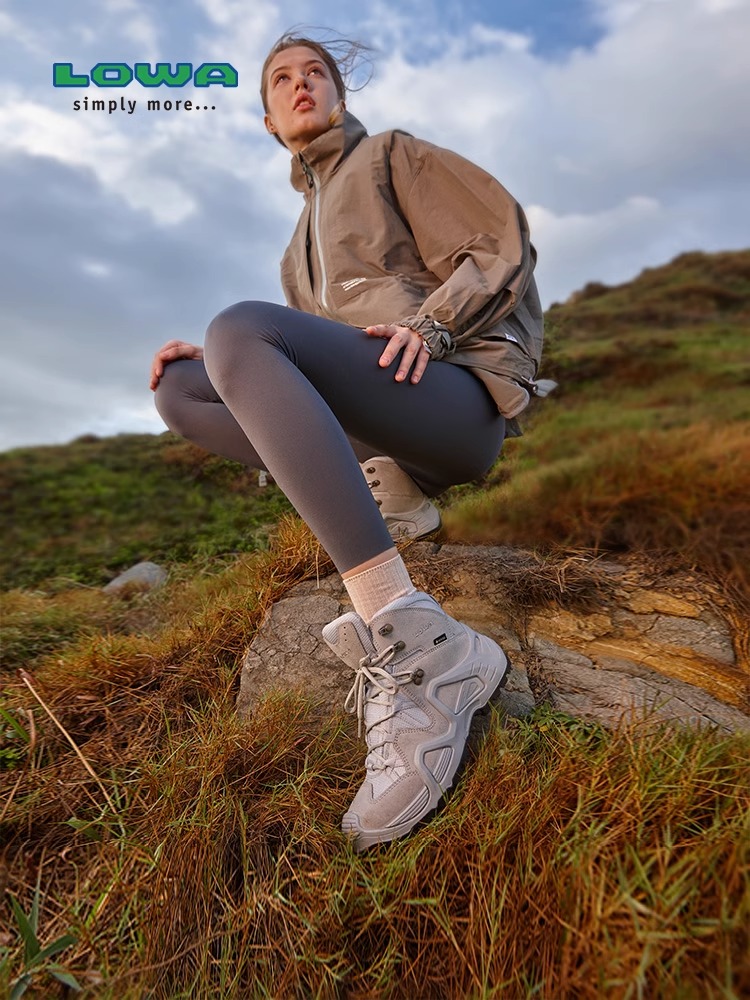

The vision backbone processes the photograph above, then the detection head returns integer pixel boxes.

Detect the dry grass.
[547,249,750,331]
[1,517,749,999]
[443,422,750,616]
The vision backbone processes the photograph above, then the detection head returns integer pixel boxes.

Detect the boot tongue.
[363,677,414,769]
[364,683,396,732]
[362,645,429,767]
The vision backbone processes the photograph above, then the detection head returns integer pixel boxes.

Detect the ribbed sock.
[342,553,416,624]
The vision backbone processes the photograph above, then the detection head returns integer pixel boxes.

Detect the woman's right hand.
[149,340,204,391]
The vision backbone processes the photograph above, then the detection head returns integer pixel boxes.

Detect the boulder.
[237,544,750,733]
[236,591,351,722]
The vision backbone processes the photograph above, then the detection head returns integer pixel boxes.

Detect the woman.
[150,33,545,851]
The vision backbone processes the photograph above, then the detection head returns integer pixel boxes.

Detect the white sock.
[342,553,416,624]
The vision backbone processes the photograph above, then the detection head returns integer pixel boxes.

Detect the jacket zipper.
[300,155,331,314]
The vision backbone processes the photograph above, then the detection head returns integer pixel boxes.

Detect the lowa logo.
[53,62,238,88]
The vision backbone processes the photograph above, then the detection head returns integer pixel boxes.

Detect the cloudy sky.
[0,0,747,451]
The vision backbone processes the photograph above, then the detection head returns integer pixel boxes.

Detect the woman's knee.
[204,300,283,376]
[153,359,211,437]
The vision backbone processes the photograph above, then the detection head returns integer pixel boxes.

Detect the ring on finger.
[415,332,431,356]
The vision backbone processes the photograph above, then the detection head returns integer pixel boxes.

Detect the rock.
[533,637,750,733]
[103,561,168,594]
[237,576,535,724]
[236,543,750,734]
[236,593,353,722]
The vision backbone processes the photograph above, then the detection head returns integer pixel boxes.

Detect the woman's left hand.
[364,324,430,384]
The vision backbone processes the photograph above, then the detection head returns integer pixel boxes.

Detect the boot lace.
[344,645,420,773]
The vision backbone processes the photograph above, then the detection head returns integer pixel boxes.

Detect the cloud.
[0,144,289,450]
[356,0,749,196]
[0,9,50,57]
[527,196,668,302]
[194,0,281,61]
[353,0,750,300]
[0,0,748,450]
[0,356,163,451]
[545,0,749,190]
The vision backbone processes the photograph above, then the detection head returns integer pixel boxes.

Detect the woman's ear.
[264,113,276,134]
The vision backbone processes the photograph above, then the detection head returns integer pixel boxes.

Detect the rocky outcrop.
[237,544,750,733]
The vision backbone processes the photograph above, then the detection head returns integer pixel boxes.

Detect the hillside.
[0,434,293,590]
[1,250,749,999]
[443,249,750,608]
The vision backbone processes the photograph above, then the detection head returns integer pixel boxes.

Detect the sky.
[0,0,748,451]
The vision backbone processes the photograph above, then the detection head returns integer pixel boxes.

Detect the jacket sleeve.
[389,133,537,359]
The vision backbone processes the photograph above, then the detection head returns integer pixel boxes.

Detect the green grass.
[0,433,292,590]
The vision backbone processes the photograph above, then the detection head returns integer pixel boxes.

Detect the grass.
[2,249,750,996]
[442,250,750,617]
[443,421,750,593]
[0,433,293,591]
[1,517,749,998]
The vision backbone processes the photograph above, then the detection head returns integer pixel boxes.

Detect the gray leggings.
[155,301,505,572]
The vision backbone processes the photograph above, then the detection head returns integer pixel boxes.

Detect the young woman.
[150,33,545,851]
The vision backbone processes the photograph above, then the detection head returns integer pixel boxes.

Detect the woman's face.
[263,46,342,154]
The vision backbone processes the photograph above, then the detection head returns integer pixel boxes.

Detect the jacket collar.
[289,109,368,194]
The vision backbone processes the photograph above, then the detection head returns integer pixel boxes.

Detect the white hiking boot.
[322,591,510,851]
[360,457,441,540]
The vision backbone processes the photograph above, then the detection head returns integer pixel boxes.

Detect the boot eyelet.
[370,479,380,487]
[378,624,393,636]
[412,668,424,685]
[393,640,406,652]
[375,499,382,506]
[366,466,376,474]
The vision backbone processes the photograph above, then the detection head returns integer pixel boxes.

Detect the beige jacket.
[280,111,545,419]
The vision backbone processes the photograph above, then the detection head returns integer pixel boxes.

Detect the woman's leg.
[154,358,268,470]
[200,300,505,574]
[157,301,510,850]
[154,361,390,470]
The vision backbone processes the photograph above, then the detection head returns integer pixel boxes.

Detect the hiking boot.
[360,457,441,540]
[322,591,510,851]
